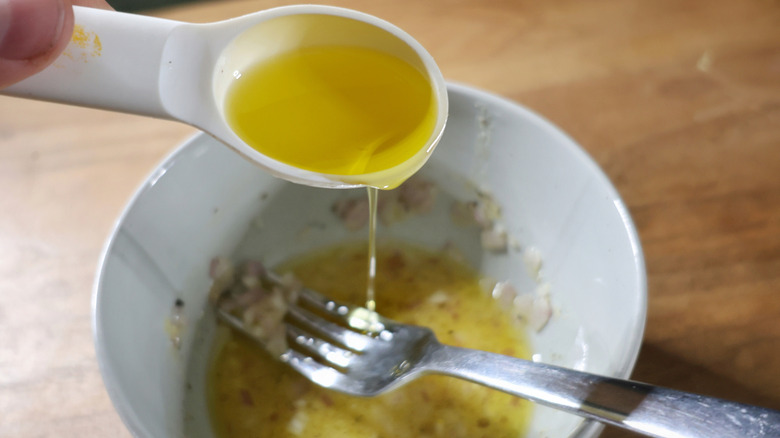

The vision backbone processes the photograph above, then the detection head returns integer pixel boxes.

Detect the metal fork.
[216,287,780,438]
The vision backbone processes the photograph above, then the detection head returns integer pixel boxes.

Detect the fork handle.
[424,345,780,438]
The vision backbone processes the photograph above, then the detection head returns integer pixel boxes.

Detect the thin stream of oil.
[365,187,378,312]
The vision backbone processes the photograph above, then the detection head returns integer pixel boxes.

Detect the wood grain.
[1,0,778,436]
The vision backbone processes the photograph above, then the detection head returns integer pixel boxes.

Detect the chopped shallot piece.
[242,289,286,328]
[450,201,478,226]
[472,193,502,228]
[481,227,508,253]
[523,247,543,281]
[451,191,510,253]
[263,324,289,357]
[440,241,467,265]
[332,197,369,231]
[398,177,437,214]
[491,281,518,309]
[428,291,449,305]
[278,272,303,295]
[512,293,534,321]
[210,257,305,357]
[242,275,261,289]
[209,256,233,279]
[529,283,553,332]
[378,193,406,225]
[333,177,437,229]
[208,257,235,303]
[287,409,308,436]
[510,283,553,332]
[234,286,268,308]
[240,259,267,289]
[244,260,266,277]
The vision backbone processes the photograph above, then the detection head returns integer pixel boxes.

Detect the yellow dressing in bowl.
[208,242,532,438]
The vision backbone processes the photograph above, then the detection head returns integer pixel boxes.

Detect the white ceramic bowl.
[93,82,646,438]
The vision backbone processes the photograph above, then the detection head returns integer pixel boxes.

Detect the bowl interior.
[93,83,646,438]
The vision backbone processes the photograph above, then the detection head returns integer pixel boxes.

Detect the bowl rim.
[92,81,647,438]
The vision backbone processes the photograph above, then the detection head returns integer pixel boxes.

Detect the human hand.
[0,0,113,88]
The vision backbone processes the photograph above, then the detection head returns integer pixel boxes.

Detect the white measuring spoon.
[2,5,448,188]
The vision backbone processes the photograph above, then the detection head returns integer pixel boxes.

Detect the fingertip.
[0,0,72,61]
[0,0,74,88]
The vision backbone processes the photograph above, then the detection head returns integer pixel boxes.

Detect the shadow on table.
[599,343,780,437]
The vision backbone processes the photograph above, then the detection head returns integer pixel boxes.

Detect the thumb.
[0,0,73,88]
[0,0,68,60]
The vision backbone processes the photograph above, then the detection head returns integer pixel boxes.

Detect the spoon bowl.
[3,5,448,188]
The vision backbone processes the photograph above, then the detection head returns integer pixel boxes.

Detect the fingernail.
[0,0,66,60]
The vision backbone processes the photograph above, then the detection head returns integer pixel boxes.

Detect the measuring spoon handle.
[2,6,179,119]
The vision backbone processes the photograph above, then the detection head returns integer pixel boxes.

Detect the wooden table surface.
[1,0,778,436]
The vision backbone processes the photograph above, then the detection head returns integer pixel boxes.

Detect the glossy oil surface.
[225,46,436,189]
